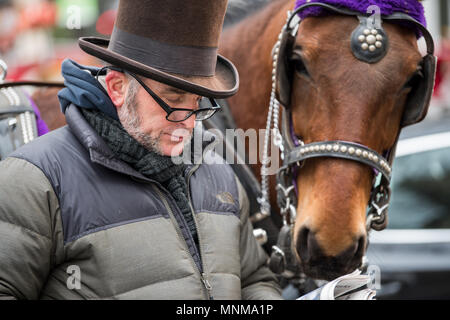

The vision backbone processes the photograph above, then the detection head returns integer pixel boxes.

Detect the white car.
[367,113,450,299]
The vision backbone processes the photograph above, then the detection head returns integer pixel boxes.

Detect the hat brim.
[79,37,239,99]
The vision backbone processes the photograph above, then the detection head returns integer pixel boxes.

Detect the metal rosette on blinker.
[351,17,389,64]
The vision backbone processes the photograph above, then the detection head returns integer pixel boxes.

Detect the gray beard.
[118,83,192,156]
[118,84,164,155]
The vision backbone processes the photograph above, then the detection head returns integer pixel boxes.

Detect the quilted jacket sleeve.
[0,157,62,299]
[236,177,283,300]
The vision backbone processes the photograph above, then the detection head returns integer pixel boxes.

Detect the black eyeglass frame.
[97,66,221,123]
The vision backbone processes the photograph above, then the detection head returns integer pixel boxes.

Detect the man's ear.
[105,70,128,109]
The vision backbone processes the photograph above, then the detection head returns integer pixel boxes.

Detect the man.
[0,0,282,299]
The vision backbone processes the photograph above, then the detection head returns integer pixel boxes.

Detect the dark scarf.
[81,108,198,243]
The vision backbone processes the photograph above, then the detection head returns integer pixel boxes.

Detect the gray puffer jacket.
[0,104,282,300]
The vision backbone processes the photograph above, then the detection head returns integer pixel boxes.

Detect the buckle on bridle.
[276,184,295,199]
[367,182,390,231]
[275,182,297,226]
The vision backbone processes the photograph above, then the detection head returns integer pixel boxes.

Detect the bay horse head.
[274,2,436,280]
[220,0,436,281]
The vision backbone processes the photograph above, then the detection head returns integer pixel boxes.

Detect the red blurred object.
[17,1,57,31]
[0,1,57,54]
[434,40,450,98]
[5,44,101,82]
[96,9,117,36]
[5,63,39,81]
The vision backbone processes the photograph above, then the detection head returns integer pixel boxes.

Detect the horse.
[220,0,435,280]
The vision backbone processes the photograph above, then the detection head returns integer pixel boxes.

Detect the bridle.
[257,3,437,276]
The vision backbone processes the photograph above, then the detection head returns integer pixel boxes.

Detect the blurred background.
[364,0,450,300]
[0,0,449,299]
[0,0,118,81]
[0,0,448,108]
[0,0,449,114]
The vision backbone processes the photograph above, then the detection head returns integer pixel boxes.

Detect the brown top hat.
[79,0,238,98]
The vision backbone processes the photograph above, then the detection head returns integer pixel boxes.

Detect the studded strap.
[285,140,392,182]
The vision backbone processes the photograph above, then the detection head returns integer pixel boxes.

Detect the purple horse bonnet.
[294,0,427,35]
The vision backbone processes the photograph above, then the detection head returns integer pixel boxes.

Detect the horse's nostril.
[355,236,366,260]
[296,227,307,262]
[336,235,366,264]
[296,227,318,263]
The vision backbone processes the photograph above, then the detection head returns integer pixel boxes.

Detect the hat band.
[108,27,217,77]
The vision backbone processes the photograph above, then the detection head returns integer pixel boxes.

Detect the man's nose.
[181,114,196,130]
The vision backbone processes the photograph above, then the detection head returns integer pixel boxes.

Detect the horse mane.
[224,0,277,27]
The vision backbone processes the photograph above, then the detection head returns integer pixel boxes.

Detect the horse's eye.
[290,51,309,77]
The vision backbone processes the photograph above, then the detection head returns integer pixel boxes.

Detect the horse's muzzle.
[296,227,366,280]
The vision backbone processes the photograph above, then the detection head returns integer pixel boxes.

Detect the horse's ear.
[275,28,296,108]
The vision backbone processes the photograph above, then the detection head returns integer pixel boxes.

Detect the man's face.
[108,72,200,157]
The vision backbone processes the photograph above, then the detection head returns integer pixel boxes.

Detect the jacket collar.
[65,104,151,181]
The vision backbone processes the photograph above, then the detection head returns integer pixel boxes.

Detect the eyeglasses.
[98,66,221,123]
